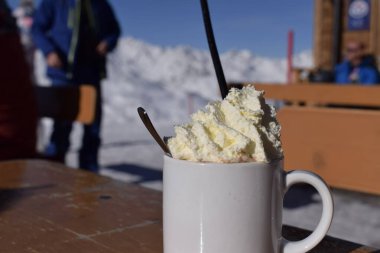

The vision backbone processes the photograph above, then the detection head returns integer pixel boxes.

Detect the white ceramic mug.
[163,156,333,253]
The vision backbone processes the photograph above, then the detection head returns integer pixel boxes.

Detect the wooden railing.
[230,82,380,107]
[230,83,380,195]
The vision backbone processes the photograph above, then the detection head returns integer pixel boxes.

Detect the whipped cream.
[168,86,283,163]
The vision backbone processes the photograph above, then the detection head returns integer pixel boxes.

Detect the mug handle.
[282,170,334,253]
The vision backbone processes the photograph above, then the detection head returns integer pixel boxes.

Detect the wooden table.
[0,160,378,253]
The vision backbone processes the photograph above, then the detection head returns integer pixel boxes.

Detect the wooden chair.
[34,85,97,124]
[229,83,380,195]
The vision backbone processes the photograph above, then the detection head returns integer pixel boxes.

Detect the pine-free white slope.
[35,36,312,161]
[35,36,313,167]
[102,37,312,124]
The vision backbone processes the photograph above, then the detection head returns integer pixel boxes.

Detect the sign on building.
[348,0,371,31]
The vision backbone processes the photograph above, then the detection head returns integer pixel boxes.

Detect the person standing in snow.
[32,0,120,172]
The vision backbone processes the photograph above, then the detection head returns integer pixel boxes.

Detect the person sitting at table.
[335,41,380,85]
[0,0,37,161]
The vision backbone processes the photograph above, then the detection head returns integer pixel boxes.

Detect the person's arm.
[97,0,121,54]
[361,68,380,85]
[31,0,56,57]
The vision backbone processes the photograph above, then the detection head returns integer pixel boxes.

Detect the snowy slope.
[104,38,312,125]
[36,37,313,126]
[35,37,313,152]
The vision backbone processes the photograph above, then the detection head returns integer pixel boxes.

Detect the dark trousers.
[45,83,102,173]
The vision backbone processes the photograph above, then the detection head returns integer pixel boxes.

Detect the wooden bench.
[229,83,380,195]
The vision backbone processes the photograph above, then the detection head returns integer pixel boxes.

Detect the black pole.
[332,0,342,67]
[200,0,229,99]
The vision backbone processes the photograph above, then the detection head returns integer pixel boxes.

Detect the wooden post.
[313,0,335,69]
[332,0,343,65]
[287,30,294,84]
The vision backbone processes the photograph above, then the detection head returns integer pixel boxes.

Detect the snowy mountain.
[35,37,313,180]
[35,37,313,126]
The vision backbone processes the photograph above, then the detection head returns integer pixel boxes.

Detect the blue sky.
[8,0,314,57]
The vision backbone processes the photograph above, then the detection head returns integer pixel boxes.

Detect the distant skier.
[0,0,37,160]
[32,0,121,172]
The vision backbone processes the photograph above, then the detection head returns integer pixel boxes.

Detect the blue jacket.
[32,0,120,84]
[335,60,380,85]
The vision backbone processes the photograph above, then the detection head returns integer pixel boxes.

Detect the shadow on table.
[0,184,55,212]
[284,184,319,209]
[283,225,380,252]
[105,163,162,184]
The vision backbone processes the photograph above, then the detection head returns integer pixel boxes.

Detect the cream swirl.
[168,86,283,163]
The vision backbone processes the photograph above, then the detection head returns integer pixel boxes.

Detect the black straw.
[200,0,229,99]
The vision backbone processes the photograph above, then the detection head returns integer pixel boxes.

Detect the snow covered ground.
[35,37,380,248]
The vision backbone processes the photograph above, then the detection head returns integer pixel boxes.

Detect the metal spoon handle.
[137,107,172,156]
[200,0,228,99]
